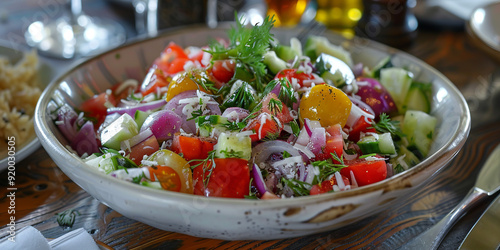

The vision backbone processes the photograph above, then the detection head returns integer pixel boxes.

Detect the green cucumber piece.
[100,113,139,150]
[402,110,437,157]
[275,37,303,62]
[357,135,379,154]
[140,180,163,190]
[214,132,252,160]
[304,35,353,66]
[196,115,229,137]
[263,50,287,74]
[380,67,413,114]
[378,133,396,155]
[404,82,432,113]
[134,110,150,130]
[357,132,396,155]
[370,56,393,78]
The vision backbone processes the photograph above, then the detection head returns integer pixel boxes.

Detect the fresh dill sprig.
[281,178,311,197]
[311,152,347,184]
[222,82,256,110]
[220,149,244,158]
[208,14,275,93]
[268,98,283,116]
[371,113,405,139]
[262,78,297,107]
[188,150,217,189]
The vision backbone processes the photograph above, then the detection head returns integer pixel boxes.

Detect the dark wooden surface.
[1,1,500,249]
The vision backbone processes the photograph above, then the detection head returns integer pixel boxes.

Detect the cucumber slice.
[357,133,396,155]
[100,113,139,150]
[263,50,287,74]
[357,135,379,154]
[380,67,413,114]
[214,132,252,160]
[370,56,393,78]
[378,133,396,155]
[134,110,150,130]
[140,181,163,190]
[196,115,229,137]
[402,110,437,157]
[275,38,302,62]
[290,37,302,58]
[404,82,432,113]
[405,86,430,113]
[304,35,353,66]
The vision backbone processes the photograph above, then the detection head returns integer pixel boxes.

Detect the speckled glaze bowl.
[34,25,470,240]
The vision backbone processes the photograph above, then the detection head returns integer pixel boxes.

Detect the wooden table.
[1,1,500,249]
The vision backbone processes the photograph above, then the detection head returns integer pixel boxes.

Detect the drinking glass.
[24,0,126,59]
[315,0,363,37]
[265,0,311,27]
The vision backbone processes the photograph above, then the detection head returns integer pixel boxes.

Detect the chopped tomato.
[154,42,190,76]
[260,93,294,124]
[140,67,171,96]
[80,92,116,128]
[348,116,376,142]
[314,124,344,161]
[146,149,193,193]
[275,69,322,88]
[165,69,212,102]
[127,135,160,165]
[340,157,387,186]
[171,134,216,162]
[310,174,350,195]
[193,158,250,198]
[211,59,236,83]
[148,165,182,192]
[244,112,283,142]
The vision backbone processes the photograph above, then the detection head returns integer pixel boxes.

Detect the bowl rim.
[34,24,471,208]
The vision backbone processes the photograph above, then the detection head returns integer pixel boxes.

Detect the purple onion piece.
[140,110,182,141]
[56,104,79,142]
[252,163,268,195]
[107,99,167,117]
[70,120,99,156]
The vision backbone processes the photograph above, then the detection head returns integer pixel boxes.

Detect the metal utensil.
[459,194,500,249]
[402,143,500,249]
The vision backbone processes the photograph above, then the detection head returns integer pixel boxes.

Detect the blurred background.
[1,0,498,58]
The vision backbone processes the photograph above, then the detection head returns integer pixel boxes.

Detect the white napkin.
[0,226,99,250]
[0,226,50,250]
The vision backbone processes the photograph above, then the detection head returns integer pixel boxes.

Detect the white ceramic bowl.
[467,2,500,63]
[34,25,470,240]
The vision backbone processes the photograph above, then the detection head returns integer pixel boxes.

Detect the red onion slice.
[307,127,326,155]
[252,163,268,195]
[107,99,167,116]
[70,120,99,156]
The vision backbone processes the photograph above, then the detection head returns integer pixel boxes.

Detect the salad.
[53,16,437,199]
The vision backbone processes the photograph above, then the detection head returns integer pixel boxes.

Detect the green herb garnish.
[281,178,311,196]
[56,209,80,227]
[311,152,346,184]
[221,81,256,110]
[208,14,275,93]
[371,113,405,140]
